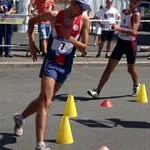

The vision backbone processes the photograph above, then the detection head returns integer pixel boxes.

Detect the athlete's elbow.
[132,31,137,35]
[79,45,87,52]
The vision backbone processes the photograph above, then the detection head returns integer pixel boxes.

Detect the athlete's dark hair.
[136,0,141,1]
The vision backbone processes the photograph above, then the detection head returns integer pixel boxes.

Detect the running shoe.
[35,144,51,150]
[132,83,140,97]
[87,89,99,98]
[13,113,24,136]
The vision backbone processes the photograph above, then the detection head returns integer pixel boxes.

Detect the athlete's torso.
[118,9,139,41]
[46,10,82,72]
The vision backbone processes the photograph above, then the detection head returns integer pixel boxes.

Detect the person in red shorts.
[87,0,141,98]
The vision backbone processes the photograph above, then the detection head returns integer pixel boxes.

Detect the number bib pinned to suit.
[51,38,74,54]
[51,38,73,65]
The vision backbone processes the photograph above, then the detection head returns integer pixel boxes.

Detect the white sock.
[37,141,45,147]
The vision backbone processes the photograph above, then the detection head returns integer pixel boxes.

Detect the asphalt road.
[0,64,150,150]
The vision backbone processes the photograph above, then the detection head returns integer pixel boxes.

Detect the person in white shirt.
[95,0,120,58]
[92,5,103,46]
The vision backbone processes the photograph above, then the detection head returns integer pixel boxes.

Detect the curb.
[0,60,149,67]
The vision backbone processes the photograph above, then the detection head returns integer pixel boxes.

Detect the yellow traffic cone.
[56,116,74,144]
[136,83,148,103]
[63,94,77,118]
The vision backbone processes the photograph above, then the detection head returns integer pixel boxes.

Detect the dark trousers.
[0,24,12,55]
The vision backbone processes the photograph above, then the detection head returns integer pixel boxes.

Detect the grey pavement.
[0,65,150,150]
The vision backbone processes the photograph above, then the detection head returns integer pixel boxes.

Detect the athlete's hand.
[55,23,71,39]
[111,24,121,32]
[29,41,39,62]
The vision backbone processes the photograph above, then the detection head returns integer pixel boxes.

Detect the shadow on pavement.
[72,118,150,129]
[53,94,132,102]
[0,133,16,150]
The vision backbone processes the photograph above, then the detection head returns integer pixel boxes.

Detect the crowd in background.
[0,0,150,59]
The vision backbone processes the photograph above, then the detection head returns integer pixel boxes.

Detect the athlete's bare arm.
[70,13,90,53]
[28,11,57,61]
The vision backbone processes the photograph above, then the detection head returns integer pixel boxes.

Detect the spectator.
[95,0,120,58]
[93,6,103,46]
[148,48,150,59]
[0,0,14,57]
[28,0,55,57]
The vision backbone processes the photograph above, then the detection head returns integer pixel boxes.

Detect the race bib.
[51,38,73,54]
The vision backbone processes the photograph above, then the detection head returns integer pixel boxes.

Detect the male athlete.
[87,0,141,98]
[13,0,91,150]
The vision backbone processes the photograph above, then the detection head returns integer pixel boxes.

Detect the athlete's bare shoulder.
[45,10,59,26]
[133,9,141,20]
[81,11,90,23]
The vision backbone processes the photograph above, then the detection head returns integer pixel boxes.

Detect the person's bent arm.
[70,14,90,53]
[112,12,141,35]
[28,2,34,17]
[28,11,55,61]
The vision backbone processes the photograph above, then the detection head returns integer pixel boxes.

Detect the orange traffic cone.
[101,99,113,108]
[56,116,74,144]
[63,94,77,118]
[136,83,148,103]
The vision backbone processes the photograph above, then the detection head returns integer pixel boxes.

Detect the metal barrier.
[0,14,149,56]
[0,14,30,56]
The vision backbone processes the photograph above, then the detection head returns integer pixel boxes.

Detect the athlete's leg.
[35,76,55,142]
[105,40,112,58]
[96,58,119,92]
[21,78,62,119]
[87,58,119,98]
[96,41,105,57]
[127,64,138,87]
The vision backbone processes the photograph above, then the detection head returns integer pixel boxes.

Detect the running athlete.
[13,0,91,150]
[87,0,141,98]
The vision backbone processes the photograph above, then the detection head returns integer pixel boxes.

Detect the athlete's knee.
[39,92,52,108]
[127,64,135,74]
